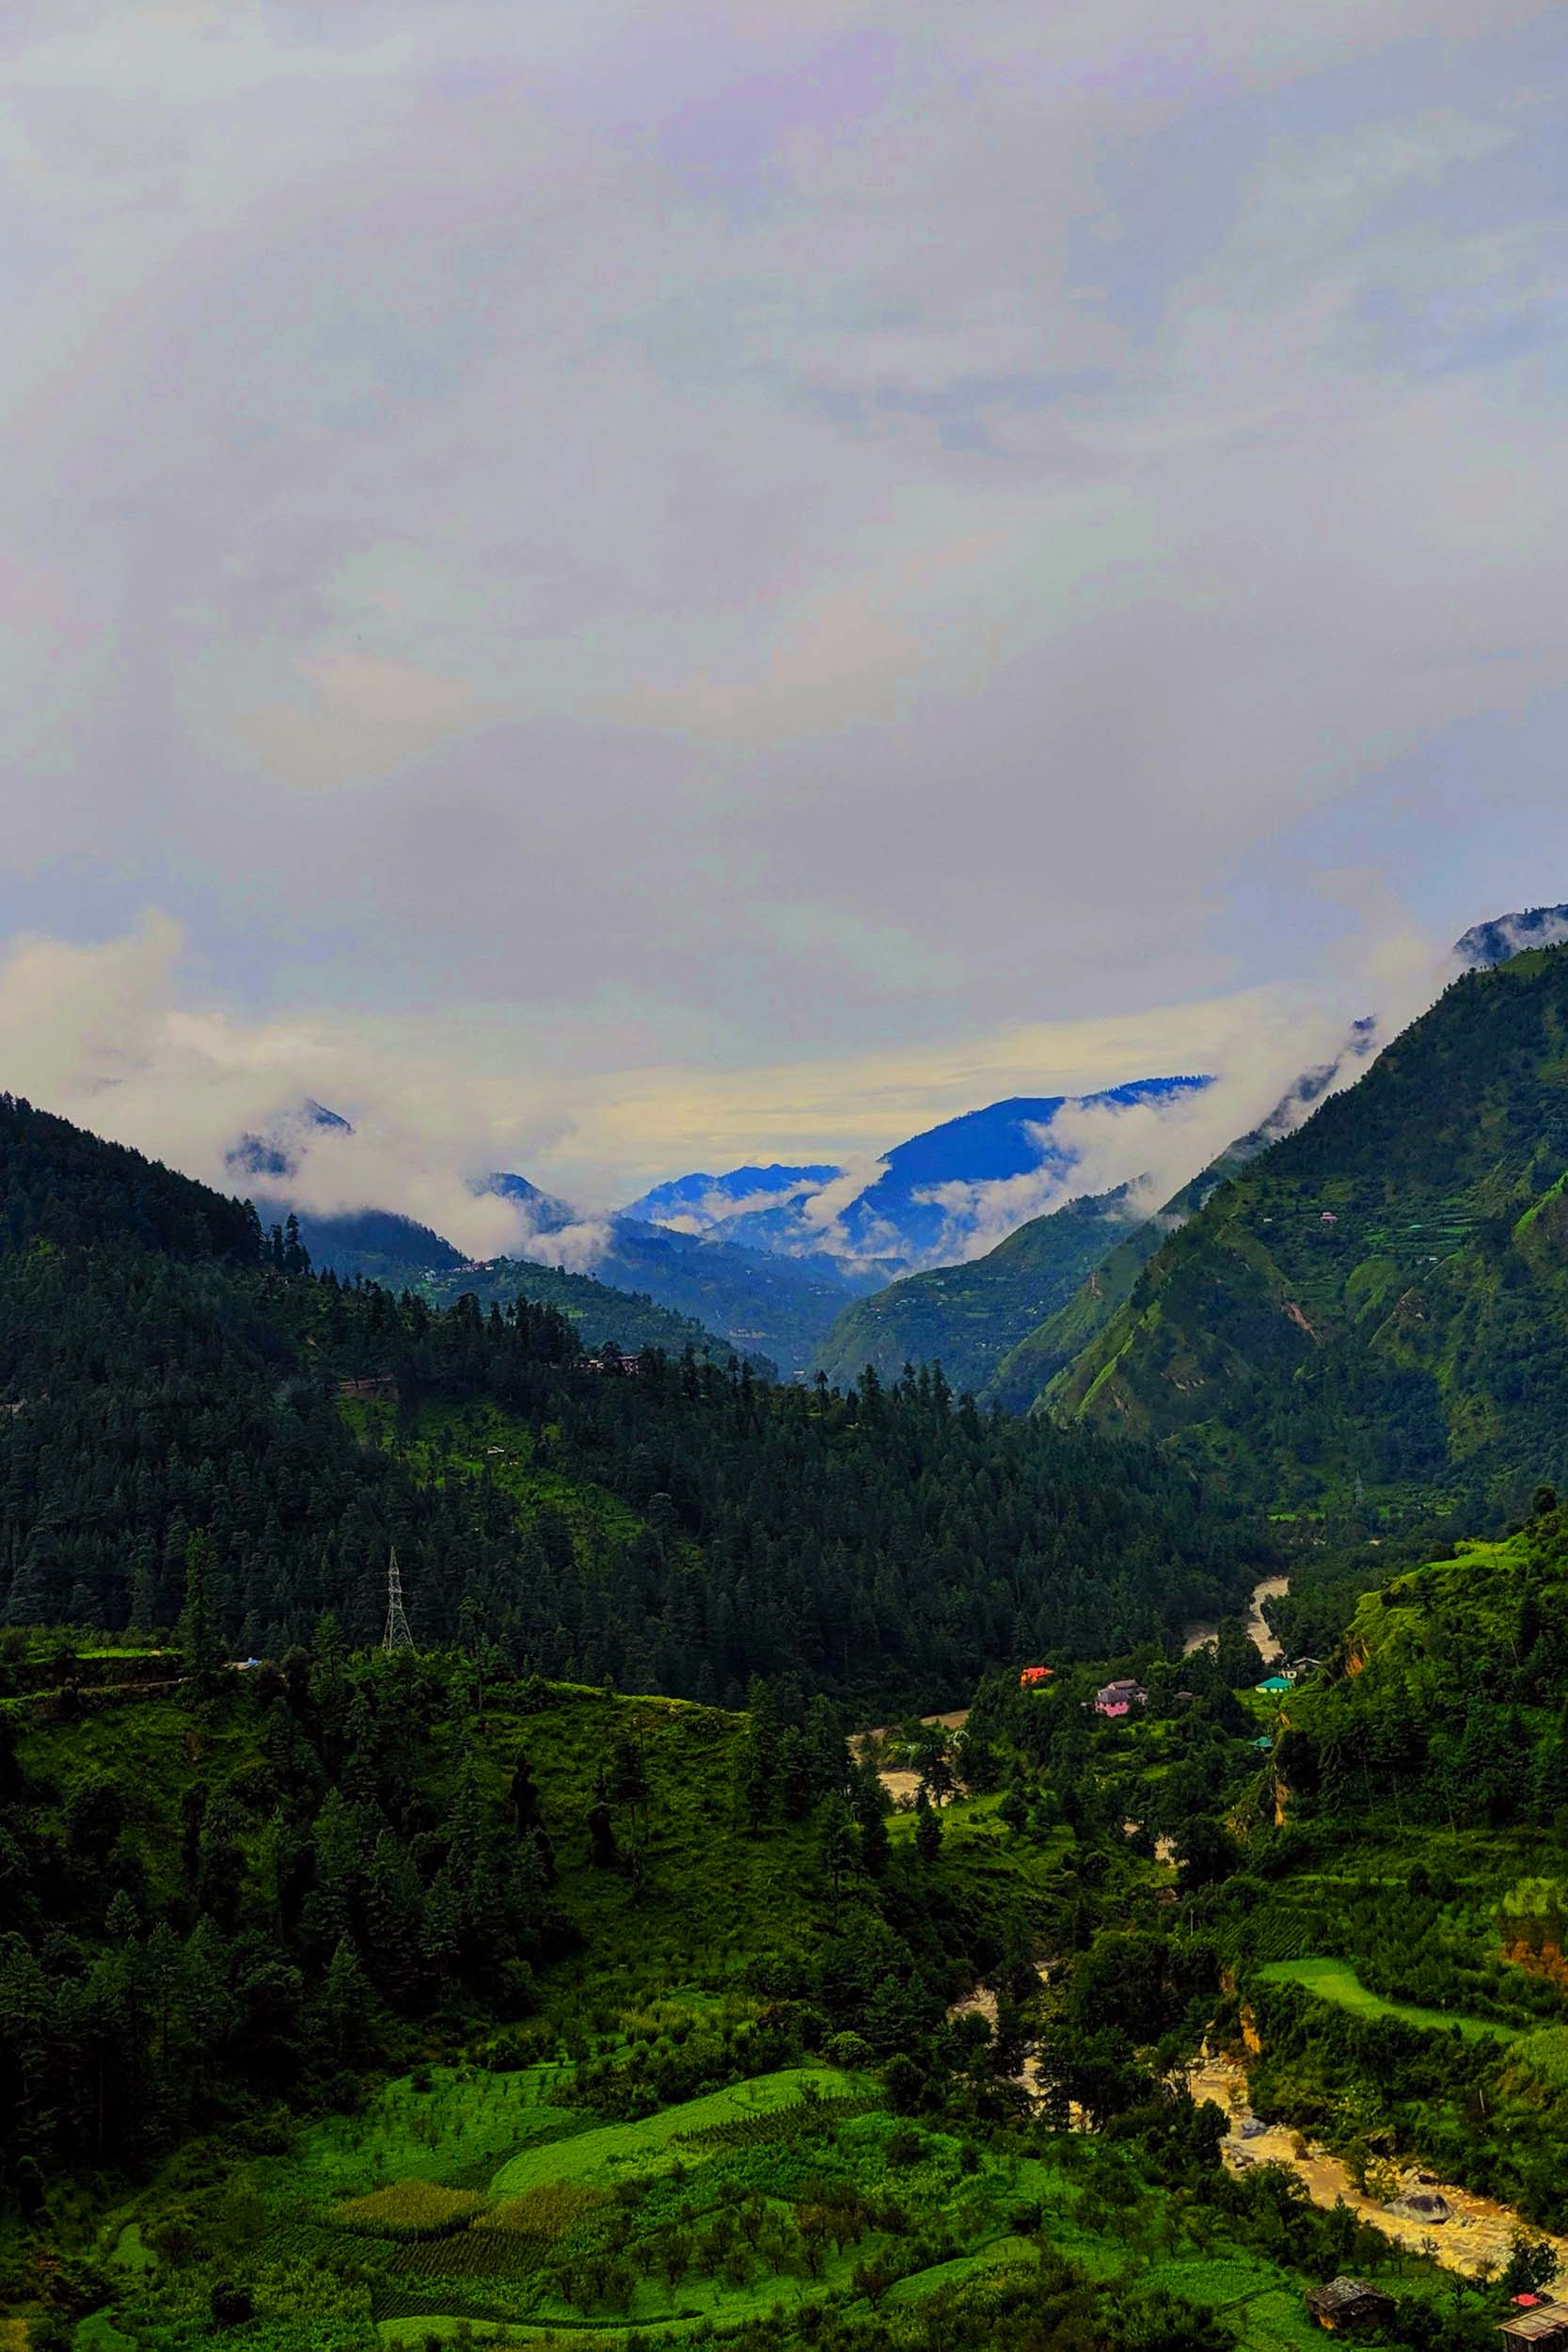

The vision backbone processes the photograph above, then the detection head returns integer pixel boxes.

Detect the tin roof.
[1499,2304,1568,2341]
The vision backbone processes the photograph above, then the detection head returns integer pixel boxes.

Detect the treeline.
[0,1093,1252,1708]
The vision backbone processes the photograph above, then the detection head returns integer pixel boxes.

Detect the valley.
[8,0,1564,2337]
[8,938,1568,2352]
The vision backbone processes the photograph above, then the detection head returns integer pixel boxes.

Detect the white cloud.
[0,895,1477,1273]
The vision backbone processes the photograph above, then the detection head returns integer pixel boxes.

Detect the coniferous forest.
[0,1093,1249,1703]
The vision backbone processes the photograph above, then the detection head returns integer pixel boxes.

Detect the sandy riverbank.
[1183,1573,1290,1663]
[1188,2049,1565,2280]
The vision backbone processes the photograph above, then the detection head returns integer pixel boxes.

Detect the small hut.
[1498,2305,1568,2352]
[1307,2279,1397,2333]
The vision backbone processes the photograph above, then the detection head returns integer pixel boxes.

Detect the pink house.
[1095,1677,1147,1718]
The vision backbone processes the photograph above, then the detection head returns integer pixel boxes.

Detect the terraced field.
[1258,1957,1520,2041]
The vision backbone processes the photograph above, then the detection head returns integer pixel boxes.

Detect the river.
[1188,2048,1566,2280]
[1182,1572,1290,1663]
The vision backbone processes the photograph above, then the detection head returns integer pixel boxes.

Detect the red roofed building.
[1020,1665,1053,1688]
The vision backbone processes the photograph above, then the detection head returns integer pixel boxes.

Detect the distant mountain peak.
[476,1169,578,1233]
[226,1098,352,1184]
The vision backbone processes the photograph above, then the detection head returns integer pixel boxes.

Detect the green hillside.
[987,1040,1378,1418]
[1220,1499,1568,2225]
[2,1616,1513,2352]
[811,1188,1140,1394]
[984,1202,1172,1413]
[814,1038,1374,1416]
[1053,947,1568,1511]
[415,1254,776,1376]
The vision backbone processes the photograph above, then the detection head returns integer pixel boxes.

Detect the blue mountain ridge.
[632,1076,1212,1272]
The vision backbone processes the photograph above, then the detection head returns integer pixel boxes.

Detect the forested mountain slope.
[0,1092,1250,1705]
[416,1254,778,1374]
[460,1215,872,1375]
[812,1185,1142,1393]
[1053,946,1568,1511]
[815,1028,1377,1413]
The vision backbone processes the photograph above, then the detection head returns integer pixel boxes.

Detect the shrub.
[825,2031,872,2071]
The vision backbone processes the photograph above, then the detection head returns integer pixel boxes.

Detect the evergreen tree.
[178,1534,225,1692]
[913,1788,942,1865]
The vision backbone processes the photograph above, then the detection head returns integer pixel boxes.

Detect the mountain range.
[627,1079,1210,1273]
[233,1075,1212,1374]
[815,1024,1378,1405]
[219,907,1568,1436]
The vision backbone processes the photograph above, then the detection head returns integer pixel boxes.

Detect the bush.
[210,2281,255,2327]
[825,2031,873,2070]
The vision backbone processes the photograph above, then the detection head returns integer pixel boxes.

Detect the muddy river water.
[1187,2049,1565,2280]
[1182,1572,1291,1663]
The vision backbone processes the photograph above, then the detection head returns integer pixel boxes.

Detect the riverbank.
[1189,2049,1565,2280]
[1183,1572,1290,1663]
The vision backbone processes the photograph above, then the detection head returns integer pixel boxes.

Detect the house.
[1288,1656,1324,1680]
[1094,1677,1147,1718]
[1498,2305,1568,2351]
[1256,1674,1292,1695]
[1307,2280,1398,2333]
[1019,1665,1053,1688]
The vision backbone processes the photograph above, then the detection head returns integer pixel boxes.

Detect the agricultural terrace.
[93,2049,1450,2351]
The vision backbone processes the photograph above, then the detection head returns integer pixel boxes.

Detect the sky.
[3,0,1568,1233]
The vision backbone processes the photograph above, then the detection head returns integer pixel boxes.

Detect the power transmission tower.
[383,1547,414,1654]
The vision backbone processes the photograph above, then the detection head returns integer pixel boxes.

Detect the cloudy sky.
[3,0,1567,1219]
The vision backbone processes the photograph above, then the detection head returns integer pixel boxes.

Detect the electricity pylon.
[383,1547,414,1654]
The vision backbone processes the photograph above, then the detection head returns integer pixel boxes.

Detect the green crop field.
[1257,1957,1519,2041]
[488,2068,855,2196]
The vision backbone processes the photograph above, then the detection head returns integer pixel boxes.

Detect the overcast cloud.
[3,1,1567,1210]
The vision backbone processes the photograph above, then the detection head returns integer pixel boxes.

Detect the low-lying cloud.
[0,901,1487,1281]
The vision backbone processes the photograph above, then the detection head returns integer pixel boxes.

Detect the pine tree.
[177,1534,225,1692]
[913,1788,942,1866]
[850,1761,891,1877]
[316,1936,375,2067]
[510,1748,542,1834]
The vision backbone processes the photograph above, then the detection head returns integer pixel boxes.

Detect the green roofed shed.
[1256,1676,1291,1693]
